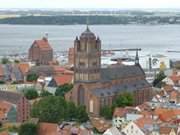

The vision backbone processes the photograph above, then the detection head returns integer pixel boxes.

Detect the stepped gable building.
[65,27,152,115]
[0,91,30,122]
[28,37,53,65]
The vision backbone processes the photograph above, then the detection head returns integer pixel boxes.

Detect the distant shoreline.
[1,15,180,25]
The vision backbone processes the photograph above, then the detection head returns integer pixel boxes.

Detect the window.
[77,44,80,51]
[79,62,85,67]
[93,62,97,66]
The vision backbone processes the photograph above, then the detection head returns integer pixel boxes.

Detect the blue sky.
[0,0,180,9]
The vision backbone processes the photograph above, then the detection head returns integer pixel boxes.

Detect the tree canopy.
[24,88,39,100]
[0,80,5,84]
[113,92,134,108]
[55,83,73,97]
[100,92,134,119]
[18,123,38,135]
[14,59,20,64]
[40,90,53,97]
[27,73,38,82]
[1,57,10,64]
[31,96,88,123]
[100,106,113,120]
[153,71,166,88]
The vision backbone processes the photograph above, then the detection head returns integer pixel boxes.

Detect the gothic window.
[100,98,105,107]
[78,86,85,106]
[95,44,99,50]
[93,61,97,66]
[89,100,94,113]
[79,62,85,67]
[77,44,80,51]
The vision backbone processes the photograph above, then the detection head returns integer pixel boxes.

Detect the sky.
[0,0,180,9]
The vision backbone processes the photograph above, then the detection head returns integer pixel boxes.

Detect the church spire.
[135,50,139,65]
[86,16,90,32]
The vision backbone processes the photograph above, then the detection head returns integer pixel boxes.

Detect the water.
[0,24,179,59]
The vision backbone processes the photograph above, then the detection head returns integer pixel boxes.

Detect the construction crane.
[167,50,180,53]
[102,48,141,52]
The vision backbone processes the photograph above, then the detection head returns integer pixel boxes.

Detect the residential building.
[0,91,30,122]
[122,122,145,135]
[0,100,16,123]
[38,122,94,135]
[103,127,123,135]
[48,74,73,87]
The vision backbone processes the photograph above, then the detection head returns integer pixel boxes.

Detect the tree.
[100,106,113,120]
[8,125,19,132]
[14,59,20,64]
[24,88,38,100]
[76,105,89,123]
[175,64,180,70]
[153,71,166,88]
[113,92,134,108]
[31,96,89,123]
[66,101,77,121]
[18,123,38,135]
[31,96,69,123]
[1,57,10,64]
[55,84,73,97]
[40,90,53,97]
[0,80,5,84]
[27,73,38,82]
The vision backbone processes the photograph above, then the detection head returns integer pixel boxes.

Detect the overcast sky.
[0,0,180,9]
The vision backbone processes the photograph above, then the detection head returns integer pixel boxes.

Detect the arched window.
[78,85,85,106]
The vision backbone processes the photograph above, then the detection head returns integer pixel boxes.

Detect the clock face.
[152,58,159,66]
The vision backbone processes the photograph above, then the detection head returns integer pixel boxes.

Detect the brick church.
[28,37,53,65]
[65,27,152,115]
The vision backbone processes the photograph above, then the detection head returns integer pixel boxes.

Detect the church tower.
[74,26,101,82]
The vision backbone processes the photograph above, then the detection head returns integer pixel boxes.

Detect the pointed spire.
[75,36,78,40]
[135,50,139,65]
[86,16,90,32]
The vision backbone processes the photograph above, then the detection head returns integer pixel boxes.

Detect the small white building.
[122,122,145,135]
[103,127,122,135]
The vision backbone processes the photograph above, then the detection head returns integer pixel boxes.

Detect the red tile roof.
[155,108,180,122]
[170,91,179,100]
[33,38,52,51]
[39,122,59,135]
[18,63,30,75]
[38,122,91,135]
[163,85,174,92]
[52,66,66,73]
[113,107,140,118]
[0,131,9,135]
[135,116,153,128]
[170,75,180,84]
[53,75,73,86]
[0,100,13,119]
[160,127,173,134]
